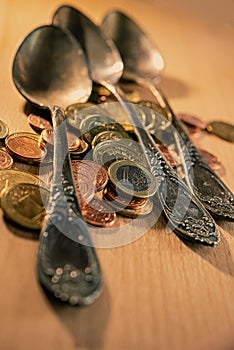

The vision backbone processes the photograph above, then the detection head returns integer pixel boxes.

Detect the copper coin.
[156,143,176,168]
[104,182,147,209]
[28,113,52,132]
[72,170,95,205]
[5,132,46,163]
[70,138,89,157]
[0,149,13,169]
[72,160,109,192]
[198,148,223,170]
[41,129,80,151]
[82,198,116,227]
[177,112,207,130]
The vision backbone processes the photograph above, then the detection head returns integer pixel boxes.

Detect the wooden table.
[1,0,234,349]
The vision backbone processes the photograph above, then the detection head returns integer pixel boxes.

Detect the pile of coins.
[0,82,230,230]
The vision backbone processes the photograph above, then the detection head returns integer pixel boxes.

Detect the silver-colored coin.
[92,139,147,168]
[108,159,158,198]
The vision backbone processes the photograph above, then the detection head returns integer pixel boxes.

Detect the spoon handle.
[100,82,219,245]
[37,106,102,305]
[145,83,234,220]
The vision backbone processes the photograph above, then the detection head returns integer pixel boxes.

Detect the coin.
[82,198,116,227]
[1,183,49,230]
[156,143,176,168]
[72,160,109,192]
[41,128,80,151]
[28,113,52,132]
[72,170,95,205]
[198,148,223,171]
[177,112,207,130]
[93,139,146,168]
[206,121,234,142]
[5,132,47,164]
[104,194,153,218]
[80,114,127,144]
[104,182,147,209]
[70,138,89,158]
[0,150,13,169]
[108,160,158,198]
[0,169,42,198]
[66,102,99,131]
[91,130,131,147]
[0,120,9,140]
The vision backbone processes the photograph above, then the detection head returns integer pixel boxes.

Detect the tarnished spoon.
[53,5,220,245]
[12,24,102,305]
[101,10,234,220]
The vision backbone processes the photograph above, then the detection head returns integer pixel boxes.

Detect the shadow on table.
[4,217,39,241]
[45,284,110,350]
[158,75,190,99]
[181,228,234,277]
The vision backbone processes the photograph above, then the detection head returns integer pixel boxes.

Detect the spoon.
[53,5,220,245]
[101,10,234,220]
[12,24,102,305]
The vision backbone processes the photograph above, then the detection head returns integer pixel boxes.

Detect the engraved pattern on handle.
[100,84,220,244]
[37,106,102,305]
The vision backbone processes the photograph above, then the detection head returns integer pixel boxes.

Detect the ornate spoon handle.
[102,82,220,245]
[37,107,102,305]
[148,84,234,220]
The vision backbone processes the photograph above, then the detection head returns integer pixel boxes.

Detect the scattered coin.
[1,183,49,229]
[28,113,52,132]
[91,130,131,148]
[206,121,234,142]
[0,120,9,140]
[82,198,116,227]
[0,149,13,169]
[103,182,147,209]
[70,138,89,158]
[72,160,109,192]
[177,112,207,130]
[5,132,47,164]
[198,149,223,171]
[41,128,80,151]
[66,102,99,131]
[108,198,154,218]
[93,139,146,168]
[108,160,158,198]
[72,170,95,205]
[80,114,127,144]
[0,169,42,198]
[156,143,176,168]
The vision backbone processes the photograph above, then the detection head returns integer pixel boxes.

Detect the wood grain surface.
[0,0,234,349]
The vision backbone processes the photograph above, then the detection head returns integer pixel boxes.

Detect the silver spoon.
[53,5,220,245]
[101,10,234,220]
[12,24,102,305]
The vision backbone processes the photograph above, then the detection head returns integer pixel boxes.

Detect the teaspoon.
[12,24,102,305]
[101,10,234,220]
[53,5,220,245]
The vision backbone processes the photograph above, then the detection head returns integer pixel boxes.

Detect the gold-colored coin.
[1,183,49,230]
[0,169,41,198]
[206,121,234,142]
[65,102,99,131]
[91,130,131,147]
[0,120,9,140]
[108,160,158,198]
[80,114,127,144]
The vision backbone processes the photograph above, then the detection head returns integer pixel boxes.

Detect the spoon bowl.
[12,24,102,305]
[101,11,164,83]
